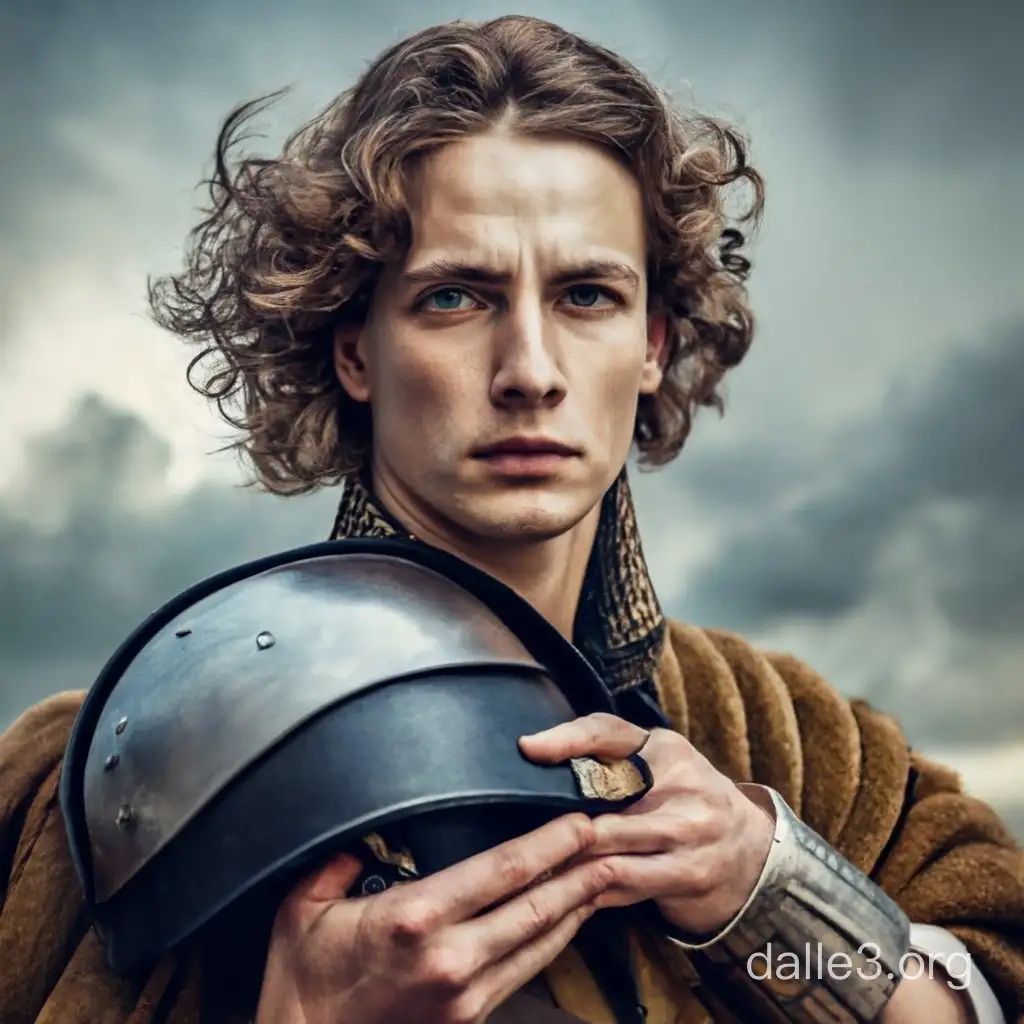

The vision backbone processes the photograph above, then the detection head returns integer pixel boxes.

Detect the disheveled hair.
[149,15,765,495]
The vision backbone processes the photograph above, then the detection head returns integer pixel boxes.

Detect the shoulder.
[657,618,1014,852]
[659,616,860,734]
[656,619,865,788]
[1,691,86,747]
[1,691,86,800]
[656,620,918,856]
[1,691,86,875]
[0,692,97,1022]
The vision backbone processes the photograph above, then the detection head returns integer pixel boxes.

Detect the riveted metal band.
[667,785,912,1023]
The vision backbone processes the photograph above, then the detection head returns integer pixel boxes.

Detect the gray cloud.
[681,320,1024,633]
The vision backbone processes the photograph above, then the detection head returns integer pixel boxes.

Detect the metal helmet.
[59,539,649,975]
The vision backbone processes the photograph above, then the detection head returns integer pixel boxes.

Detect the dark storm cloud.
[680,320,1024,633]
[0,396,336,729]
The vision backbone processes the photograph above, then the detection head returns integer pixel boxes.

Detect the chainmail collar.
[329,469,666,696]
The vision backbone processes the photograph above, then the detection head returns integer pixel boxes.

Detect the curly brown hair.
[149,15,764,495]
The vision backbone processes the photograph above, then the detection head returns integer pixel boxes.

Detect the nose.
[489,303,567,410]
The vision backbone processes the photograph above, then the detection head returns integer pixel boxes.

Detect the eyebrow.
[401,258,642,291]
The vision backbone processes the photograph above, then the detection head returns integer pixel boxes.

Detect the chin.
[450,485,598,542]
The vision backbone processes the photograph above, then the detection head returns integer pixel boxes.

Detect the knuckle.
[588,713,616,741]
[684,859,719,897]
[661,728,690,752]
[383,898,439,945]
[564,812,597,849]
[421,944,473,993]
[586,857,618,892]
[494,844,533,886]
[697,806,726,840]
[660,813,691,846]
[520,890,553,934]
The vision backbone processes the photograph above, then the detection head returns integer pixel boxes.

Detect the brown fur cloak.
[2,473,1022,1022]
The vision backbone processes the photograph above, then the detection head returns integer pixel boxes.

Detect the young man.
[0,15,1020,1024]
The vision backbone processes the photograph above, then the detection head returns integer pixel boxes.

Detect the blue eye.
[423,288,471,311]
[565,285,610,308]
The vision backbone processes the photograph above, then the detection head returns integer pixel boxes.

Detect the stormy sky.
[1,0,1022,833]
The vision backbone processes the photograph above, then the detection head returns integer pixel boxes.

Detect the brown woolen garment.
[1,625,1022,1024]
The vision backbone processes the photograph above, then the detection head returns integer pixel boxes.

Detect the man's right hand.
[254,813,613,1024]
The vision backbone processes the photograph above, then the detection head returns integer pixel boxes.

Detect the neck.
[369,468,601,638]
[331,463,667,696]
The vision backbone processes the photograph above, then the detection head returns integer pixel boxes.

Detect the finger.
[590,800,721,851]
[585,812,680,857]
[289,852,365,905]
[560,816,671,872]
[588,852,699,909]
[274,851,365,939]
[476,902,596,1018]
[458,856,613,963]
[408,813,597,924]
[519,713,650,763]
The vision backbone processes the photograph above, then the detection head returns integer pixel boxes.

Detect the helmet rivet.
[115,805,134,829]
[114,717,128,735]
[104,754,120,771]
[256,630,276,650]
[361,874,388,895]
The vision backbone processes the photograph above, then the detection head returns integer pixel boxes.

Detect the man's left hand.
[519,713,775,937]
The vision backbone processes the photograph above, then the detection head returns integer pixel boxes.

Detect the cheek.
[370,336,478,461]
[583,336,648,427]
[373,335,455,418]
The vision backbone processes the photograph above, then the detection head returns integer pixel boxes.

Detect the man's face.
[335,132,664,543]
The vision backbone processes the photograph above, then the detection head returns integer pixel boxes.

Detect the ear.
[333,322,371,402]
[638,310,668,395]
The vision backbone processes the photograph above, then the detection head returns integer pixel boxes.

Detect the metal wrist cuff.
[665,785,912,1023]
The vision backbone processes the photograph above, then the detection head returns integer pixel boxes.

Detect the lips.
[473,438,580,458]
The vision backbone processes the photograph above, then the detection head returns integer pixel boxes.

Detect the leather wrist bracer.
[664,785,912,1023]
